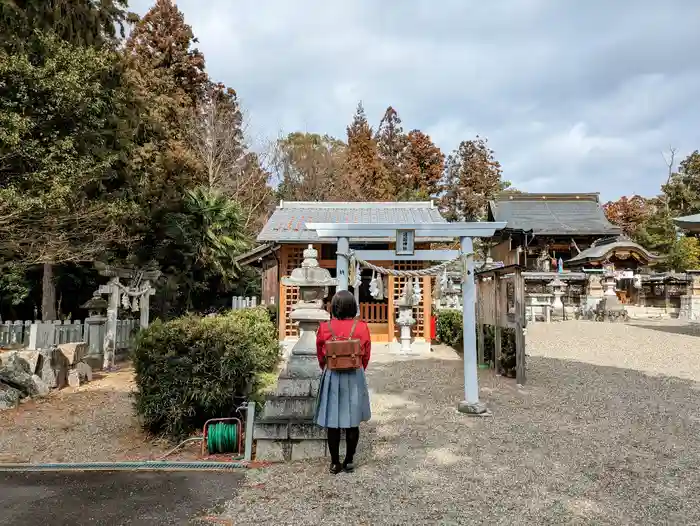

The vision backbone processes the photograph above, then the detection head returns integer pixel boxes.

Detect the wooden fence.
[475,265,527,385]
[359,303,388,323]
[0,319,138,352]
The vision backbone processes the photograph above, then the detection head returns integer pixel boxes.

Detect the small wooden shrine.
[237,201,452,343]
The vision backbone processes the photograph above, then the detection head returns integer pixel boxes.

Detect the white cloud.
[130,0,700,200]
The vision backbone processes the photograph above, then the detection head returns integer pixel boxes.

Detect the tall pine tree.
[403,130,445,200]
[439,136,504,221]
[1,0,137,320]
[374,106,407,198]
[0,0,131,51]
[124,0,210,248]
[345,102,385,200]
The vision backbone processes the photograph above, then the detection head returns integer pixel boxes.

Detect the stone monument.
[254,245,338,461]
[80,291,108,369]
[679,270,700,321]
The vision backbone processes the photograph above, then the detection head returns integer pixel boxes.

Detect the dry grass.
[0,364,174,463]
[217,320,700,525]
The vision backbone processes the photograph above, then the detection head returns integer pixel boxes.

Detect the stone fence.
[231,296,259,310]
[0,318,138,355]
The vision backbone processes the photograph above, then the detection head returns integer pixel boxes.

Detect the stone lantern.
[81,291,108,318]
[547,277,567,319]
[81,291,108,363]
[254,245,338,462]
[396,278,421,353]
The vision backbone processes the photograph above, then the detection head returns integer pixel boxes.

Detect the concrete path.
[0,471,244,525]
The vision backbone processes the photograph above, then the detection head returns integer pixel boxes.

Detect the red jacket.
[316,319,372,370]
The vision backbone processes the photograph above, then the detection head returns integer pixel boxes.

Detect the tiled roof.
[566,237,659,265]
[488,193,620,236]
[257,201,448,242]
[674,214,700,231]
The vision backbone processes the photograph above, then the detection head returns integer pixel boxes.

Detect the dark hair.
[331,290,358,320]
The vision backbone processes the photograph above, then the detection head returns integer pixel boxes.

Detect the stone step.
[262,395,316,419]
[255,438,331,462]
[273,378,320,398]
[254,419,332,440]
[280,355,321,379]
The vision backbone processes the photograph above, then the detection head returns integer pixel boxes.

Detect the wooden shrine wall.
[392,260,432,341]
[279,245,308,339]
[278,243,433,341]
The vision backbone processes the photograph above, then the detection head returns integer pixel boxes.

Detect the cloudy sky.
[131,0,700,200]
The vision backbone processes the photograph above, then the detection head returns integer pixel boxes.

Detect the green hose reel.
[206,422,239,454]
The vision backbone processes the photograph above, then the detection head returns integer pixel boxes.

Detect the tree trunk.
[41,262,57,321]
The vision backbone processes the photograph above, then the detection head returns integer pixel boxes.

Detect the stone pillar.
[255,245,338,461]
[85,315,106,356]
[337,237,349,291]
[101,277,119,370]
[139,280,154,330]
[457,236,487,415]
[679,270,700,321]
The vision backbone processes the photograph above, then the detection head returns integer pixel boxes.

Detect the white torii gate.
[305,221,507,415]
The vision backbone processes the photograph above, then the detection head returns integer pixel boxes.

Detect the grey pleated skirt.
[314,368,372,429]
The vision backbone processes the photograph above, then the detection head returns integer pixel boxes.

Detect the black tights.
[327,427,359,465]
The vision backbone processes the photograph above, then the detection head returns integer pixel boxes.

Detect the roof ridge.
[278,201,436,209]
[495,192,601,203]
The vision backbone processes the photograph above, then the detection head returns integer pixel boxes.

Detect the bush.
[435,309,517,378]
[436,309,463,349]
[132,307,281,440]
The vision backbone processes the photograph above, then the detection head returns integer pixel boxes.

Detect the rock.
[31,374,50,397]
[0,350,41,374]
[39,347,68,389]
[0,383,21,410]
[56,342,87,366]
[0,361,37,397]
[67,369,81,388]
[75,362,92,383]
[38,350,57,389]
[2,352,31,374]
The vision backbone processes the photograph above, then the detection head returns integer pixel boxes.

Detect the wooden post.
[387,274,395,341]
[494,274,502,375]
[476,277,485,365]
[423,275,431,341]
[514,267,526,385]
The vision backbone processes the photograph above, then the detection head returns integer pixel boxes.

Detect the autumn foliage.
[602,195,652,238]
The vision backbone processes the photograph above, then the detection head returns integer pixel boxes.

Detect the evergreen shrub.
[132,307,280,440]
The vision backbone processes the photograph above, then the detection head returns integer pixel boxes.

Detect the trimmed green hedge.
[132,307,281,440]
[435,309,517,378]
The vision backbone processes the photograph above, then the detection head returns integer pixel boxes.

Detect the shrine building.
[236,201,453,343]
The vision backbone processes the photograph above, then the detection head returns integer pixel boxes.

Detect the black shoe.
[343,461,355,473]
[329,463,343,474]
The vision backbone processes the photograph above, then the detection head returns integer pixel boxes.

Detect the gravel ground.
[0,364,171,463]
[218,321,700,525]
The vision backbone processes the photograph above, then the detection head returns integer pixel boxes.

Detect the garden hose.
[206,421,239,454]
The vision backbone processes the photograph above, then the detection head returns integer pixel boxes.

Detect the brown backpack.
[324,319,363,371]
